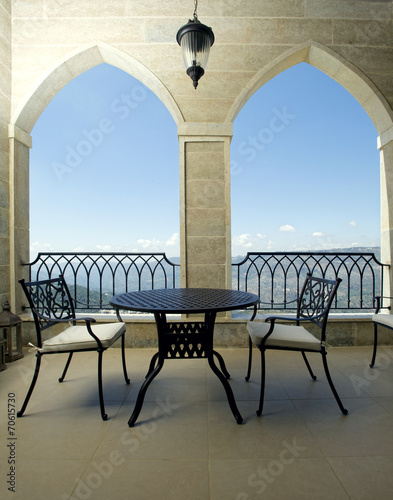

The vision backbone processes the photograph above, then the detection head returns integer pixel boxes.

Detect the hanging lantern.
[176,1,214,89]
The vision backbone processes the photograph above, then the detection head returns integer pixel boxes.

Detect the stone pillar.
[378,126,393,299]
[8,125,32,313]
[178,123,233,290]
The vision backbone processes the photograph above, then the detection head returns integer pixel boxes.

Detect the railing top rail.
[233,251,388,268]
[25,252,180,268]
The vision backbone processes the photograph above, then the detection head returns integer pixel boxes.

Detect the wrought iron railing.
[25,253,180,312]
[25,251,388,313]
[232,251,389,312]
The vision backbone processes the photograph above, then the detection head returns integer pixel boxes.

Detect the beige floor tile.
[209,458,350,500]
[93,401,208,461]
[14,401,121,460]
[293,397,393,457]
[208,400,322,460]
[0,459,89,500]
[328,456,393,499]
[70,459,209,500]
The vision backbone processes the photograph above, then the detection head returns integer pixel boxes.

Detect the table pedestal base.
[128,313,243,426]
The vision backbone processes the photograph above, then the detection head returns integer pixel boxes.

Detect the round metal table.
[110,288,259,426]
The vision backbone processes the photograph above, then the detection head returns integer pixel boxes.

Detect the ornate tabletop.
[110,288,259,314]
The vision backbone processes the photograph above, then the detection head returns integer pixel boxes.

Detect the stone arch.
[228,40,393,295]
[9,42,183,310]
[11,41,184,134]
[227,41,393,138]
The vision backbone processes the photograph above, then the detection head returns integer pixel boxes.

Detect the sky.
[30,62,380,259]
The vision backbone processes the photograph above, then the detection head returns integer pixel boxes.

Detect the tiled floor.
[1,345,393,499]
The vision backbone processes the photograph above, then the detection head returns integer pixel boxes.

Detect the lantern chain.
[193,0,198,20]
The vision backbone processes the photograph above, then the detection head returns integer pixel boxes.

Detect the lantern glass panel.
[180,30,211,70]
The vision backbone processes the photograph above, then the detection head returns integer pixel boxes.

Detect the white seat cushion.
[372,314,393,329]
[42,322,126,352]
[247,321,321,350]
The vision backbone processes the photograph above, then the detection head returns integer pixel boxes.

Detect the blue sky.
[30,62,380,258]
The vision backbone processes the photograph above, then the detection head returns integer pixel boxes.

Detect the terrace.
[1,1,393,499]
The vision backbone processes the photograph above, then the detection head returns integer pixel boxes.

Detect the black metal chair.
[370,296,393,368]
[246,273,348,416]
[18,276,130,420]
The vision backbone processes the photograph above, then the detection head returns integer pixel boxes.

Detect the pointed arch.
[227,41,393,137]
[11,41,184,134]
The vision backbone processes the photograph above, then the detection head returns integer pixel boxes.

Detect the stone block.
[186,208,226,237]
[186,152,224,180]
[306,0,392,20]
[332,19,393,46]
[186,179,225,208]
[186,263,227,289]
[0,264,10,296]
[0,207,8,238]
[215,18,332,45]
[0,3,10,41]
[0,177,9,208]
[186,236,227,265]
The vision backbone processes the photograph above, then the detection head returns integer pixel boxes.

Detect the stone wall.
[0,0,11,306]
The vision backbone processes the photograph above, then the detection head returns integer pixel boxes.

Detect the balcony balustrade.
[24,251,389,314]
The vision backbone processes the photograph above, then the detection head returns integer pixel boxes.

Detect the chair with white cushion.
[371,296,393,367]
[18,276,130,420]
[247,273,348,416]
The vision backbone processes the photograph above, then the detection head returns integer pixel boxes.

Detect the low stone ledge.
[19,313,392,349]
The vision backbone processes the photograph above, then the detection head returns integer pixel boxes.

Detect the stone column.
[379,126,393,299]
[178,123,233,290]
[8,125,32,313]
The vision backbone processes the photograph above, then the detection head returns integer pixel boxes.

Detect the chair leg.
[301,351,317,380]
[245,335,253,381]
[121,334,130,384]
[97,350,108,421]
[370,323,378,368]
[17,352,42,417]
[321,351,348,415]
[59,352,73,382]
[256,348,266,416]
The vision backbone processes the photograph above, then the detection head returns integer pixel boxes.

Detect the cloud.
[257,233,267,239]
[96,244,112,252]
[279,224,296,232]
[166,233,179,246]
[312,232,325,237]
[30,241,54,253]
[136,238,161,249]
[233,234,253,248]
[349,221,357,227]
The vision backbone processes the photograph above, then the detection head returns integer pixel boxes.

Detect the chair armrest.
[264,314,325,324]
[373,296,393,314]
[33,310,97,325]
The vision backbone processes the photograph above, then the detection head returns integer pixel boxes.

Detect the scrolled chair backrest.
[19,275,76,333]
[297,273,341,332]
